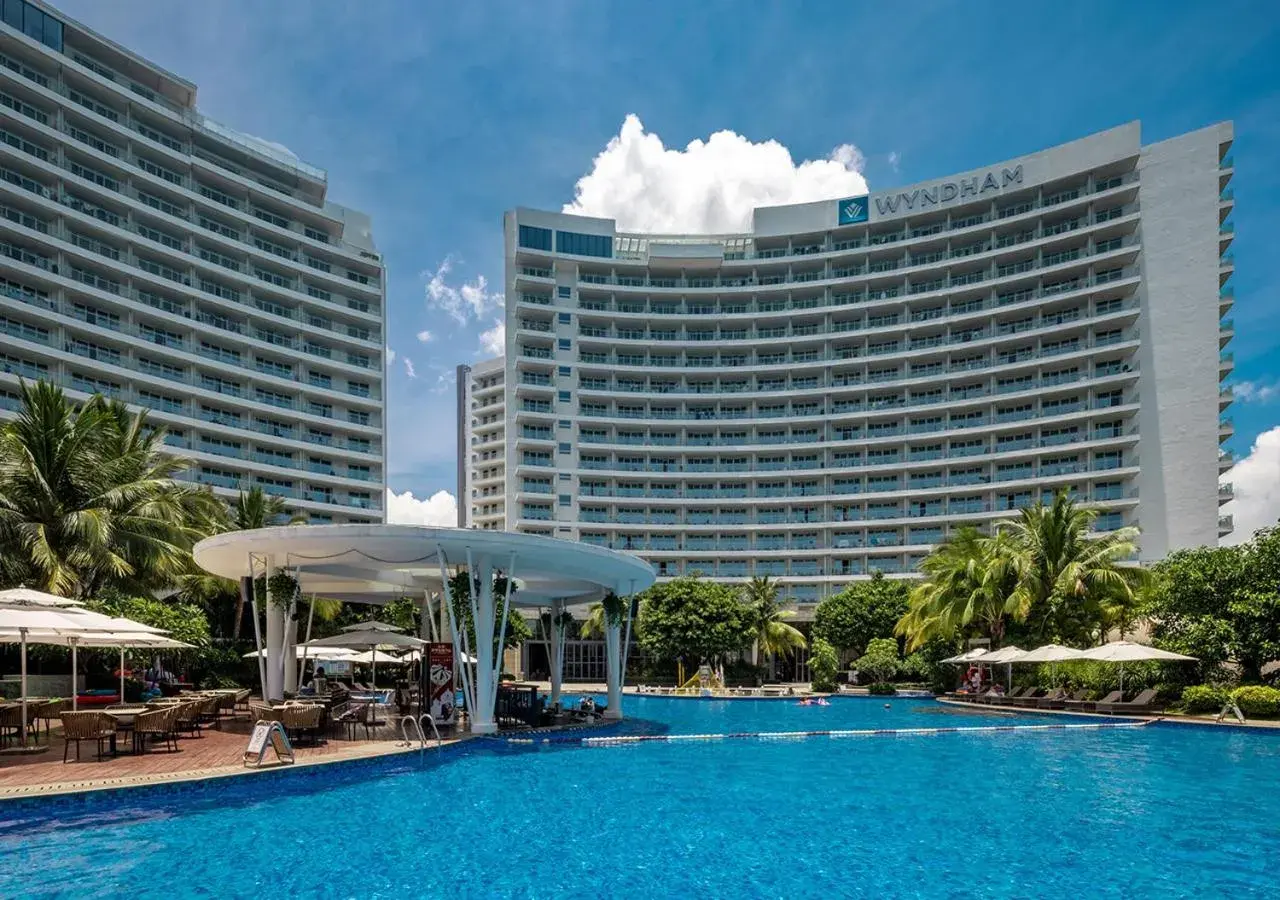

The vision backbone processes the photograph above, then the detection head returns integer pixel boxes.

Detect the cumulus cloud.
[562,114,869,233]
[386,488,457,527]
[1221,426,1280,545]
[416,330,434,343]
[386,347,396,364]
[423,256,504,325]
[1233,381,1279,404]
[403,358,416,379]
[479,319,505,358]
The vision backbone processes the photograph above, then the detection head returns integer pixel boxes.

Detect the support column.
[549,598,565,709]
[468,553,498,734]
[604,617,623,720]
[283,595,299,694]
[263,564,285,702]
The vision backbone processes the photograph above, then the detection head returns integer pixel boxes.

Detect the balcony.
[1219,514,1233,534]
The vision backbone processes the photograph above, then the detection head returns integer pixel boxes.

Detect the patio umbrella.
[242,646,360,660]
[347,649,409,666]
[1077,641,1196,694]
[941,648,991,665]
[978,646,1026,691]
[301,630,428,687]
[1014,644,1087,688]
[340,621,405,633]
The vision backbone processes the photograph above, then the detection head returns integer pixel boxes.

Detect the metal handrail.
[398,715,426,748]
[419,713,442,748]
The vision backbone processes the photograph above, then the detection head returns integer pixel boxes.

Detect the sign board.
[244,720,295,767]
[428,643,455,726]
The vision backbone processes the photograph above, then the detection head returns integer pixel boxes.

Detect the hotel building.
[469,121,1234,606]
[0,0,387,522]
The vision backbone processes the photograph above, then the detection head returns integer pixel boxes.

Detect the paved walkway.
[0,717,464,799]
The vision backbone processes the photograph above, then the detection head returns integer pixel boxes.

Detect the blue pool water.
[3,696,1279,898]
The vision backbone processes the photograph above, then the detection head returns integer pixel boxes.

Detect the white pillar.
[264,564,284,702]
[283,595,299,694]
[549,598,565,708]
[468,553,498,734]
[604,618,623,720]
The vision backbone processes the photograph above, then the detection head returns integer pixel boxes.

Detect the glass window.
[3,0,22,30]
[558,312,571,323]
[557,287,571,299]
[558,338,571,350]
[557,391,570,403]
[518,225,552,251]
[558,494,571,506]
[41,8,61,49]
[558,442,571,454]
[22,3,43,42]
[555,230,613,258]
[558,365,571,376]
[557,419,571,428]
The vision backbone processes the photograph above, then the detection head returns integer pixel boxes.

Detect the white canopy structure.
[194,524,656,733]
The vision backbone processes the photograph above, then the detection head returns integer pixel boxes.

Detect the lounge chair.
[60,711,117,762]
[1033,688,1070,709]
[1096,688,1159,715]
[1065,690,1122,712]
[1010,689,1048,707]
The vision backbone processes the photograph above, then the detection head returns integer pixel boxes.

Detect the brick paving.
[0,715,457,798]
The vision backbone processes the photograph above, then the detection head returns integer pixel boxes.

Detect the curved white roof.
[193,524,656,606]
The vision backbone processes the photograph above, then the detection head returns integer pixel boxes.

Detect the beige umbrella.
[1078,641,1196,694]
[1014,644,1087,687]
[979,646,1025,690]
[301,630,428,687]
[941,648,991,665]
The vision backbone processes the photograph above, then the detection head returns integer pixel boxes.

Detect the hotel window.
[555,230,613,258]
[517,225,552,251]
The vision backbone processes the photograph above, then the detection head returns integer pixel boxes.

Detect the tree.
[896,526,1021,651]
[579,603,606,639]
[87,592,211,650]
[635,575,753,667]
[1147,530,1280,682]
[813,572,909,658]
[0,381,214,599]
[809,638,839,692]
[1003,490,1145,643]
[742,576,806,666]
[855,637,900,684]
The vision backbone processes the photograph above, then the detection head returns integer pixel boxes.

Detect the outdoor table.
[100,706,149,755]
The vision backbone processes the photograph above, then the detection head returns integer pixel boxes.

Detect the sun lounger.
[1065,690,1121,712]
[1010,689,1047,707]
[1034,689,1070,709]
[1096,688,1159,715]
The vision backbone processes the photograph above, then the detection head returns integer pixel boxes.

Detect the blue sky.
[58,0,1280,529]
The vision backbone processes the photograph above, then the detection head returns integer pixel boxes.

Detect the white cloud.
[562,113,869,233]
[416,330,434,343]
[432,369,456,395]
[423,256,504,325]
[1232,381,1278,403]
[479,319,505,358]
[403,358,417,378]
[386,347,397,364]
[1221,426,1280,545]
[888,151,901,173]
[386,488,457,527]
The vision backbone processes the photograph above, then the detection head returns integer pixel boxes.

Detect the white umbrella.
[341,621,404,633]
[1078,640,1196,694]
[301,630,428,687]
[978,646,1025,691]
[347,649,408,666]
[1014,644,1088,688]
[0,587,82,607]
[242,646,360,660]
[941,648,991,665]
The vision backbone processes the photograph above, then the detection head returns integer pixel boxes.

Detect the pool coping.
[935,697,1280,731]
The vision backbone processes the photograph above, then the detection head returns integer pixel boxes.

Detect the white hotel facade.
[0,0,387,522]
[463,121,1235,607]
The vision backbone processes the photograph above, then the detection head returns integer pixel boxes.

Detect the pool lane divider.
[502,719,1150,746]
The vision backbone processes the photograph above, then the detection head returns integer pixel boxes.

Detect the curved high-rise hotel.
[462,122,1235,608]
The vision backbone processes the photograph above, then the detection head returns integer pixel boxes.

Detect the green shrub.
[855,637,900,684]
[810,638,840,693]
[1180,684,1229,713]
[1231,685,1280,717]
[867,682,897,696]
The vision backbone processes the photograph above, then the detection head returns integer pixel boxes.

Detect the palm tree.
[897,526,1021,651]
[742,576,806,671]
[1001,490,1144,643]
[0,381,210,598]
[579,603,605,639]
[180,486,305,638]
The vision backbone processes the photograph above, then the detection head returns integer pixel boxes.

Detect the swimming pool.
[3,696,1278,898]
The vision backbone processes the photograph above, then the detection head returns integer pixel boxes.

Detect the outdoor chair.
[132,707,178,754]
[283,704,324,745]
[332,701,375,740]
[173,700,203,738]
[1065,690,1122,712]
[0,705,23,747]
[1034,689,1070,709]
[1010,689,1047,707]
[60,711,117,762]
[249,703,282,724]
[33,698,67,739]
[197,694,223,729]
[1096,688,1160,715]
[233,689,252,714]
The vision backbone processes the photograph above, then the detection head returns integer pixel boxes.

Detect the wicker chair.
[33,699,67,740]
[60,711,117,762]
[197,694,223,729]
[233,689,252,714]
[132,707,178,753]
[332,700,374,740]
[173,700,203,738]
[0,705,23,747]
[282,704,324,745]
[250,703,282,724]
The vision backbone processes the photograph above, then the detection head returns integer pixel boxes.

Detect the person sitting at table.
[307,667,328,695]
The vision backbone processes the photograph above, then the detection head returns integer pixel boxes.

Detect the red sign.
[428,643,455,725]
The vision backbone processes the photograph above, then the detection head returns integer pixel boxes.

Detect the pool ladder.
[398,713,442,749]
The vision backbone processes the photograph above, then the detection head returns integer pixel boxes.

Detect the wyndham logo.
[838,195,868,225]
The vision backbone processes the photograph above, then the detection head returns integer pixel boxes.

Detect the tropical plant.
[1179,684,1229,714]
[809,637,839,692]
[446,570,532,655]
[635,575,753,667]
[855,637,901,684]
[1231,685,1280,717]
[896,526,1020,651]
[0,381,215,599]
[1001,490,1145,643]
[813,572,908,658]
[579,603,606,639]
[742,576,806,666]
